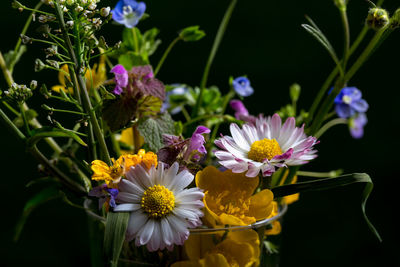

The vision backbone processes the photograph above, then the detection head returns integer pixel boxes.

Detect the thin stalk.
[180,106,191,122]
[314,118,347,138]
[110,132,121,157]
[209,90,235,143]
[297,170,341,178]
[18,102,31,135]
[132,27,139,53]
[339,8,350,71]
[192,0,237,117]
[54,0,111,165]
[0,108,26,140]
[1,100,20,116]
[154,36,181,76]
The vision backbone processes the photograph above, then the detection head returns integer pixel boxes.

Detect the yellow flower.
[90,149,158,187]
[195,166,274,226]
[172,230,260,267]
[52,56,107,93]
[119,127,145,154]
[265,201,282,236]
[279,171,300,205]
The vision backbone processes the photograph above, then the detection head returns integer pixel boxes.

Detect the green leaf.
[301,22,343,74]
[118,52,148,70]
[137,95,162,117]
[13,109,38,128]
[141,28,162,56]
[272,173,382,242]
[14,187,61,241]
[104,212,130,267]
[102,98,138,132]
[179,26,206,42]
[3,45,27,72]
[27,127,87,147]
[137,113,175,152]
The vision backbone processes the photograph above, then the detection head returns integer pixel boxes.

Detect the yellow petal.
[171,253,229,267]
[247,189,274,221]
[195,166,259,198]
[283,193,299,205]
[219,213,253,226]
[265,220,282,236]
[120,128,134,147]
[184,233,216,260]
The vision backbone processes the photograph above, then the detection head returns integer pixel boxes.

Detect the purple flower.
[188,126,211,155]
[89,184,119,209]
[334,87,369,118]
[111,0,146,28]
[110,64,128,95]
[349,113,367,139]
[232,76,254,97]
[230,99,257,125]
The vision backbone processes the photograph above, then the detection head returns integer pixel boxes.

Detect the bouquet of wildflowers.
[1,0,398,266]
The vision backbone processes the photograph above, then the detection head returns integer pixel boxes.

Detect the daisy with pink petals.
[214,113,318,177]
[113,162,204,252]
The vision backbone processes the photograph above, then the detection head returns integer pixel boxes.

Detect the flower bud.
[290,83,301,102]
[100,6,110,17]
[34,58,46,72]
[366,8,389,30]
[30,80,38,90]
[66,20,74,28]
[390,9,400,29]
[20,34,32,44]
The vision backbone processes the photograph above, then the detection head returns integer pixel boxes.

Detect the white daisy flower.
[215,113,318,177]
[113,162,204,252]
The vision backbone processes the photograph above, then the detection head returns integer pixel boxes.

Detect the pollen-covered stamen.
[141,185,175,219]
[248,138,283,162]
[342,95,352,104]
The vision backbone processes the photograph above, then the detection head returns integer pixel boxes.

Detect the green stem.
[132,27,139,53]
[110,132,121,158]
[297,170,341,178]
[314,118,347,138]
[54,0,111,165]
[18,102,31,135]
[339,7,350,71]
[45,107,87,116]
[0,108,26,140]
[180,105,191,122]
[192,0,238,117]
[154,36,181,76]
[209,90,235,143]
[1,100,20,116]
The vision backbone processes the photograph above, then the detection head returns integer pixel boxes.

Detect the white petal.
[113,203,141,212]
[147,222,161,252]
[160,218,173,246]
[126,211,148,240]
[169,169,194,192]
[137,219,155,246]
[270,113,282,139]
[163,162,179,188]
[118,179,144,195]
[175,188,204,203]
[133,164,153,189]
[230,123,250,150]
[115,191,141,204]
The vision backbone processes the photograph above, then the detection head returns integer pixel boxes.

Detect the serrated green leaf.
[27,127,87,147]
[104,212,130,267]
[14,187,61,241]
[137,113,175,152]
[272,173,381,242]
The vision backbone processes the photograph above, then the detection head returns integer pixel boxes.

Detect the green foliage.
[3,45,27,72]
[102,98,138,132]
[118,27,162,69]
[13,108,37,128]
[14,186,62,241]
[272,173,381,242]
[27,126,87,148]
[104,212,130,267]
[179,26,206,42]
[289,83,301,103]
[137,112,175,152]
[188,86,223,115]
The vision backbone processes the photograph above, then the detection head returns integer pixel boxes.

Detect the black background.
[1,0,399,266]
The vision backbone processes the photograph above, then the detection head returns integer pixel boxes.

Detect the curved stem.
[314,118,347,138]
[154,36,181,76]
[339,8,350,71]
[192,0,237,117]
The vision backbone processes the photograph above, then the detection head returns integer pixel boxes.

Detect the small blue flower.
[111,0,146,28]
[232,76,254,97]
[334,87,369,118]
[349,113,367,139]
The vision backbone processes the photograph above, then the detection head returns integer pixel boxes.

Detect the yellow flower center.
[247,138,282,162]
[213,191,250,219]
[141,185,175,219]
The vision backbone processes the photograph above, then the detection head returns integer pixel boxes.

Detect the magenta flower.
[110,64,128,95]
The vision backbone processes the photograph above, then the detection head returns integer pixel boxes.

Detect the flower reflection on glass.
[113,162,204,252]
[334,87,369,118]
[111,0,146,28]
[349,113,368,139]
[215,113,318,177]
[232,76,254,97]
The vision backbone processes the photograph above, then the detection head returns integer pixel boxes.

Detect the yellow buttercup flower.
[52,56,107,93]
[265,201,282,236]
[195,166,274,226]
[172,230,260,267]
[119,127,145,154]
[90,149,157,188]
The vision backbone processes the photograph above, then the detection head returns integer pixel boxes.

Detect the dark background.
[1,0,399,266]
